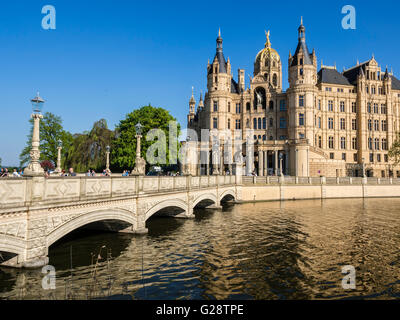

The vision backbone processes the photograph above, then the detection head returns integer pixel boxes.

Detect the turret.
[187,87,196,128]
[288,17,317,87]
[207,29,232,92]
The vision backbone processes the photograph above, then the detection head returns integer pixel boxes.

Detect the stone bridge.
[0,175,241,268]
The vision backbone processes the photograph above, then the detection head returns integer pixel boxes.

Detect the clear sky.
[0,0,399,166]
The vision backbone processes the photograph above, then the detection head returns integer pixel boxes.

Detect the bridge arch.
[0,235,26,266]
[219,189,236,204]
[47,208,136,247]
[145,199,188,221]
[193,193,218,209]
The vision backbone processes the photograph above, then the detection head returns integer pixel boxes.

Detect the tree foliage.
[19,112,73,167]
[64,119,114,172]
[389,132,400,165]
[111,105,181,170]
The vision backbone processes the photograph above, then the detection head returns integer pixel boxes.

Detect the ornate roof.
[255,30,280,63]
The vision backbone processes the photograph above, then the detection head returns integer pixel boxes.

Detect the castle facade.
[188,20,400,177]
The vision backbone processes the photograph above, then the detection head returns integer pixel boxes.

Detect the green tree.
[111,105,181,171]
[19,112,73,167]
[389,132,400,165]
[64,119,114,172]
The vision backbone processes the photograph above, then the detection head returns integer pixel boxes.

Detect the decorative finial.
[321,59,323,68]
[357,59,359,65]
[191,86,194,96]
[265,30,271,48]
[218,28,221,37]
[301,16,303,25]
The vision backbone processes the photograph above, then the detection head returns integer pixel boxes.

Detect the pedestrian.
[68,168,77,177]
[12,169,20,177]
[86,170,91,177]
[1,168,9,177]
[91,170,96,177]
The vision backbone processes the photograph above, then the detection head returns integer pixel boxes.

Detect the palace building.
[187,20,400,177]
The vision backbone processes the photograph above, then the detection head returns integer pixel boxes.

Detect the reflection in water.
[1,198,400,300]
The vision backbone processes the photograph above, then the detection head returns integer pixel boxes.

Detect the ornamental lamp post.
[24,92,45,177]
[135,123,143,158]
[106,145,110,172]
[185,136,191,176]
[132,122,146,175]
[55,139,62,174]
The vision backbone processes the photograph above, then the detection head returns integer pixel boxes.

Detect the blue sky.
[0,0,399,166]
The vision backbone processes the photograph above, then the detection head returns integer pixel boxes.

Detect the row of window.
[253,135,288,141]
[368,120,388,131]
[318,136,388,151]
[212,100,288,113]
[214,99,390,115]
[329,153,389,163]
[324,87,356,94]
[308,116,388,132]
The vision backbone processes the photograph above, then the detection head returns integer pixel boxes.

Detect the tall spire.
[189,86,195,105]
[298,17,306,41]
[216,28,223,53]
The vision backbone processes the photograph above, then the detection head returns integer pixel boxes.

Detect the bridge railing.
[0,175,238,210]
[242,176,400,186]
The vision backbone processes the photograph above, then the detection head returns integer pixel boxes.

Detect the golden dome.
[255,30,280,63]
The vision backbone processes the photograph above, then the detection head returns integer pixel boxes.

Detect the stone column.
[264,151,268,176]
[24,114,45,177]
[274,151,278,176]
[258,151,264,177]
[106,150,110,172]
[55,146,62,174]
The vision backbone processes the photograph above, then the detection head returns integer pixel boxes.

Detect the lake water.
[1,198,400,300]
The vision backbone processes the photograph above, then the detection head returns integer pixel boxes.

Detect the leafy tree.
[19,112,73,167]
[111,105,181,171]
[64,119,114,172]
[389,132,400,165]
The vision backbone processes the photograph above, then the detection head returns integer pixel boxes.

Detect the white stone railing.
[0,175,238,210]
[242,176,400,186]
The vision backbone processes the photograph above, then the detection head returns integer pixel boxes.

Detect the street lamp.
[106,145,110,172]
[24,92,45,177]
[55,139,62,174]
[132,122,146,175]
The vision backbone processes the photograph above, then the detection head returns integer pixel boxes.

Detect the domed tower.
[253,30,282,91]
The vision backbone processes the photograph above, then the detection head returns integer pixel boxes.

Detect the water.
[1,198,400,300]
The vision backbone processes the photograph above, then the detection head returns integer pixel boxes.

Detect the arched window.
[269,101,274,110]
[263,118,266,129]
[258,118,262,129]
[273,74,278,86]
[253,118,257,130]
